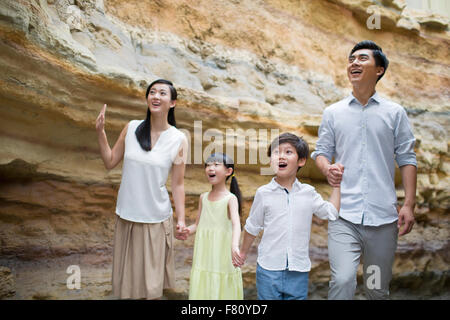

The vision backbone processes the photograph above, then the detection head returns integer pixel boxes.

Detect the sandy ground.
[1,248,448,300]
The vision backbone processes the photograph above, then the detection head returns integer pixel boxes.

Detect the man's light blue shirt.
[311,92,417,226]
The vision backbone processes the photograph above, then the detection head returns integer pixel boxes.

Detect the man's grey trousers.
[328,217,398,300]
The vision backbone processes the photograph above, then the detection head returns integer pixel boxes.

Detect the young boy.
[235,133,341,300]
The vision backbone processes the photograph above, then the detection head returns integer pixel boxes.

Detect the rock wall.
[0,0,448,299]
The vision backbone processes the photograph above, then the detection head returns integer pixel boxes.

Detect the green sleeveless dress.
[189,192,243,300]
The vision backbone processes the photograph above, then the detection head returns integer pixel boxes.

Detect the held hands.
[327,163,344,187]
[96,104,107,133]
[175,224,190,240]
[232,249,246,268]
[231,247,243,268]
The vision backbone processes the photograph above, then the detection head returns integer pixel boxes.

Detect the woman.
[95,79,188,299]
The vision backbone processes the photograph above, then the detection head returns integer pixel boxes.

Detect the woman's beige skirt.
[112,215,175,299]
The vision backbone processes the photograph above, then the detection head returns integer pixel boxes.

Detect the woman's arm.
[96,104,127,170]
[171,137,189,235]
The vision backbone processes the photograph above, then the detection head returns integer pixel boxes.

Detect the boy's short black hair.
[268,132,309,160]
[350,40,389,82]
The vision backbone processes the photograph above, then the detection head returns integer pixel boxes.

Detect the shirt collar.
[268,177,302,192]
[348,91,380,106]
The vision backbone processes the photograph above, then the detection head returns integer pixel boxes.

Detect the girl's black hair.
[135,79,177,151]
[205,153,243,216]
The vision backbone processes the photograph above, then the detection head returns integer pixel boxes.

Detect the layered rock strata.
[0,0,448,299]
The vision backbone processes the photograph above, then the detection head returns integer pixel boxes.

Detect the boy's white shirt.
[244,177,338,272]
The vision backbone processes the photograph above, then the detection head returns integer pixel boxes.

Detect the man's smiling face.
[347,49,384,86]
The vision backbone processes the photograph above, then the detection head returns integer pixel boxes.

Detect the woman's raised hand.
[96,104,107,133]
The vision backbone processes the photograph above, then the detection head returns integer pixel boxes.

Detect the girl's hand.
[96,104,107,133]
[175,226,190,240]
[232,246,244,267]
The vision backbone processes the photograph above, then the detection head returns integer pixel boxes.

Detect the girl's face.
[270,142,306,178]
[205,161,233,185]
[147,83,175,115]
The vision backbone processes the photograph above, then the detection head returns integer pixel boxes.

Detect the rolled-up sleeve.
[311,109,335,162]
[312,189,338,221]
[244,190,265,236]
[394,108,417,168]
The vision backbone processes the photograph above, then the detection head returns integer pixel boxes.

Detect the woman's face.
[147,83,175,114]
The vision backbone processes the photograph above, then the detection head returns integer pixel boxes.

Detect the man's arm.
[394,108,417,236]
[398,164,416,236]
[312,110,344,187]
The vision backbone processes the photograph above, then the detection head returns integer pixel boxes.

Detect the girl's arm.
[171,137,189,236]
[228,195,241,267]
[183,193,204,238]
[96,104,127,170]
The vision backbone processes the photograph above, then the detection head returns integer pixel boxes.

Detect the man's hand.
[398,205,415,236]
[326,163,344,187]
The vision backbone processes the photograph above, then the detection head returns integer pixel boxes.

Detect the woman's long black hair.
[135,79,177,151]
[205,153,243,216]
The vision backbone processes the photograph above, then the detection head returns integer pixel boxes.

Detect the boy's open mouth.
[208,174,216,178]
[278,163,287,168]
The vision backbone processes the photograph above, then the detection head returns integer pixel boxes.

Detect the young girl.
[181,153,243,300]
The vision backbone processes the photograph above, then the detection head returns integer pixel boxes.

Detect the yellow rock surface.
[0,0,448,299]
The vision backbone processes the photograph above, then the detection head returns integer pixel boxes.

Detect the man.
[311,40,417,300]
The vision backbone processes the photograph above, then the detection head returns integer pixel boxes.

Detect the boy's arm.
[312,186,340,221]
[328,187,341,213]
[239,230,256,264]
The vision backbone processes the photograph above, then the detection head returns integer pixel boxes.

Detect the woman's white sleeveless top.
[115,120,185,223]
